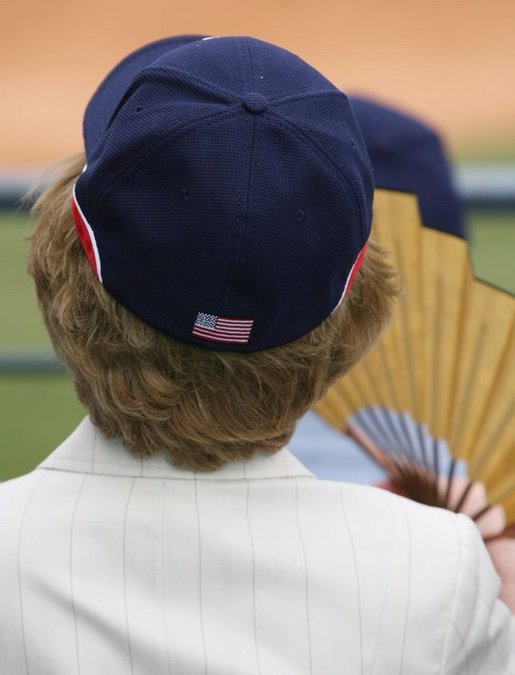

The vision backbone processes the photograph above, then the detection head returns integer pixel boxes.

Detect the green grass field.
[1,209,514,481]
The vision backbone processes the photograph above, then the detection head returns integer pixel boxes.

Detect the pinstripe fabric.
[0,417,514,674]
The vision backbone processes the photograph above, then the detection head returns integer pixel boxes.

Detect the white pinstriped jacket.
[0,417,514,674]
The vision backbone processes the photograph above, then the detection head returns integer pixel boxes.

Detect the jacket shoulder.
[292,478,515,672]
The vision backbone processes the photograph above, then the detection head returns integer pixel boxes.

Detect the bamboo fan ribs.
[314,189,515,537]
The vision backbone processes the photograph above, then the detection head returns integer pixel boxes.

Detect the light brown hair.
[28,153,399,470]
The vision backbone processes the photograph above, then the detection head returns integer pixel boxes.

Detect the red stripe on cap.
[332,243,368,314]
[71,194,99,279]
[191,328,249,344]
[344,243,367,296]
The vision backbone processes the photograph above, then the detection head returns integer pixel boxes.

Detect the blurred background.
[1,0,514,480]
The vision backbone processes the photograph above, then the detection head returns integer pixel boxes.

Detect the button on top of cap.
[242,92,268,114]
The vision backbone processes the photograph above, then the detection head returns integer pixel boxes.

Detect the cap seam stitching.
[223,119,256,315]
[219,37,253,313]
[223,38,257,312]
[270,89,346,108]
[229,118,262,316]
[244,37,255,90]
[138,64,242,102]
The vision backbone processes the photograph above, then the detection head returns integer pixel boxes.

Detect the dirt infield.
[2,0,515,165]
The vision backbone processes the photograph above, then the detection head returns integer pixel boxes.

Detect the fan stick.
[347,420,397,475]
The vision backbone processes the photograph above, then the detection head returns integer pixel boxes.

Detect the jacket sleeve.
[441,513,515,675]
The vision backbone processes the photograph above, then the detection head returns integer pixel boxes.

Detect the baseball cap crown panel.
[272,93,373,238]
[84,35,206,156]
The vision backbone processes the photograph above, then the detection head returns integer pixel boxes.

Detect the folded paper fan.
[314,189,515,539]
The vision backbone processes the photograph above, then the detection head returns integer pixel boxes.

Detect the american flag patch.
[192,312,254,344]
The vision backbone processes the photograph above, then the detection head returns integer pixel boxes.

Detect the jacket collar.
[38,417,315,481]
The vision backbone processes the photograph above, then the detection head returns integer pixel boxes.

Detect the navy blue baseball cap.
[72,35,373,351]
[350,96,465,238]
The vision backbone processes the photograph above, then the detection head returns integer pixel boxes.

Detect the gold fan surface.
[314,189,515,524]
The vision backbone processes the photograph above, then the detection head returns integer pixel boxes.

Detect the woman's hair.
[28,153,399,470]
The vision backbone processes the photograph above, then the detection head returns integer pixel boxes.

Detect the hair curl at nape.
[27,153,399,471]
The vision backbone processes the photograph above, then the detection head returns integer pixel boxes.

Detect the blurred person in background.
[351,95,465,238]
[0,35,513,675]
